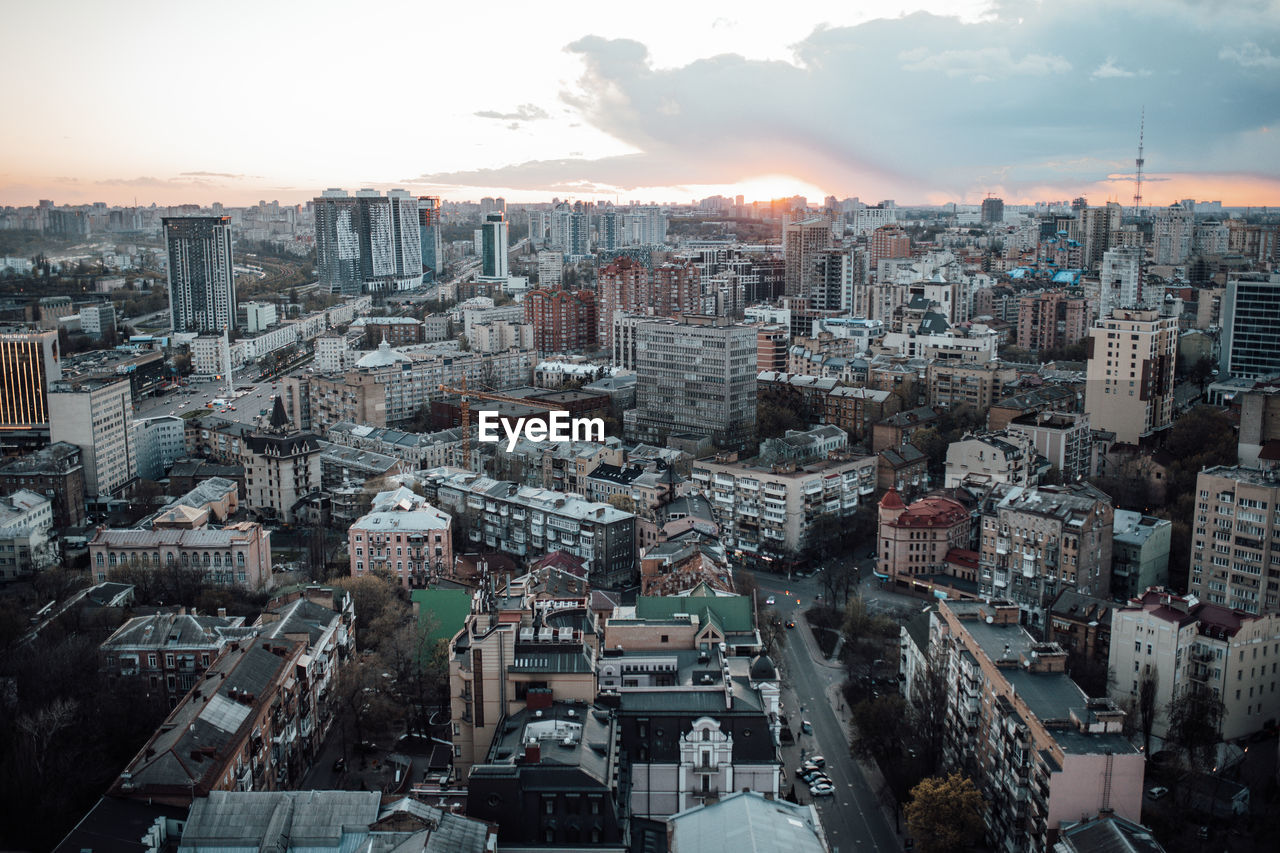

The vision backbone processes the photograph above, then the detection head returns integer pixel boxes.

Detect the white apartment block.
[1109,588,1280,741]
[944,430,1037,489]
[691,452,879,555]
[879,324,999,362]
[470,320,533,353]
[315,334,359,372]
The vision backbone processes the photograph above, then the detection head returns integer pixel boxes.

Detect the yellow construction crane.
[438,378,568,463]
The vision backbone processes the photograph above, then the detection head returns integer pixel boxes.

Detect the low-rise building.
[933,600,1144,851]
[1046,589,1115,686]
[667,792,828,853]
[0,441,87,528]
[422,466,637,586]
[0,489,56,580]
[348,486,453,589]
[109,636,311,803]
[944,430,1037,489]
[824,386,899,439]
[90,522,272,589]
[1110,510,1171,601]
[876,490,974,594]
[100,610,251,703]
[1109,588,1280,742]
[691,449,879,557]
[871,406,943,453]
[325,421,464,469]
[876,443,929,498]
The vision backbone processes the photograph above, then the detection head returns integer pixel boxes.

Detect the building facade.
[0,441,86,528]
[1083,308,1177,446]
[48,377,137,498]
[90,522,272,589]
[1219,273,1280,380]
[164,216,237,334]
[524,288,598,354]
[348,487,453,589]
[1187,465,1280,614]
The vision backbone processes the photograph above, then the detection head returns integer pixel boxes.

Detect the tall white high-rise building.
[314,189,422,295]
[480,212,508,279]
[1153,203,1194,265]
[163,216,237,333]
[1098,246,1145,317]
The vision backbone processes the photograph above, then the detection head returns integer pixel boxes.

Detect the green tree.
[756,398,804,439]
[850,694,910,767]
[905,772,985,853]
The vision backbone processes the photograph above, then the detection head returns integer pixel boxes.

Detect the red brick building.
[598,256,648,348]
[870,225,911,269]
[651,260,701,317]
[1015,291,1090,353]
[524,288,598,354]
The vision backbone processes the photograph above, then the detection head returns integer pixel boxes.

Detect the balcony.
[693,762,719,774]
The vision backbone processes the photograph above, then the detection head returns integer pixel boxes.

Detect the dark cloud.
[426,2,1280,199]
[473,103,551,122]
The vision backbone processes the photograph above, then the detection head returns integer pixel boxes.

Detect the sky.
[2,0,1279,208]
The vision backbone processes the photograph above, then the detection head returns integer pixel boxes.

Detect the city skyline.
[3,0,1278,208]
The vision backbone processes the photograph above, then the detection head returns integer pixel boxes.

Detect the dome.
[356,338,410,368]
[879,488,905,510]
[749,654,777,681]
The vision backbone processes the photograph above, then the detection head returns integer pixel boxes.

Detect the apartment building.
[690,450,878,556]
[1187,465,1280,614]
[0,441,86,528]
[933,600,1143,852]
[421,467,637,586]
[0,489,56,580]
[825,386,899,439]
[350,315,424,346]
[90,522,272,589]
[132,414,187,481]
[109,636,310,804]
[99,610,250,704]
[1016,292,1089,353]
[1046,589,1115,680]
[1110,510,1172,600]
[1109,588,1280,741]
[926,361,1016,411]
[944,431,1037,489]
[877,490,974,593]
[348,486,453,589]
[243,402,322,523]
[524,288,598,354]
[325,421,464,469]
[1007,411,1094,483]
[1083,308,1178,446]
[48,377,137,498]
[977,484,1115,628]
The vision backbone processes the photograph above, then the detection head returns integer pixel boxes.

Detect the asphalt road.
[751,569,903,852]
[133,362,308,427]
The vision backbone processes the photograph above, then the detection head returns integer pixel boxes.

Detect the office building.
[1098,247,1145,317]
[0,489,56,580]
[524,288,598,354]
[348,486,452,589]
[480,212,508,279]
[1110,588,1280,742]
[1188,465,1280,614]
[0,328,61,452]
[782,217,831,296]
[418,195,443,277]
[48,377,137,498]
[79,303,117,340]
[132,415,187,480]
[313,189,422,295]
[977,483,1114,628]
[1083,309,1177,446]
[239,301,277,333]
[163,216,237,333]
[1219,273,1280,379]
[933,600,1143,851]
[628,317,757,452]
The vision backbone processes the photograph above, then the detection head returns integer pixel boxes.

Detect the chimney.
[524,743,541,764]
[217,607,227,619]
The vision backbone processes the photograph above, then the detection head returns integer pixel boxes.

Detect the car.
[800,720,813,735]
[786,620,796,629]
[809,783,835,796]
[332,757,346,772]
[1196,826,1210,840]
[1146,786,1169,800]
[765,596,776,605]
[168,410,176,415]
[810,755,825,768]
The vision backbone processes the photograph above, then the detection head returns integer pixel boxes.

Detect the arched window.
[213,553,222,567]
[225,552,232,567]
[237,552,245,566]
[201,552,210,566]
[181,553,190,566]
[96,552,104,566]
[166,553,175,566]
[108,552,117,567]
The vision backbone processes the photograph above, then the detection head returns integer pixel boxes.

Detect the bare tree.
[1137,671,1160,755]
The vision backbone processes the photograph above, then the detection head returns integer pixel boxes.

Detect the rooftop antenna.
[1132,108,1145,220]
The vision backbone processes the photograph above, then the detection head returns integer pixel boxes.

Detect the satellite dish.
[986,615,994,624]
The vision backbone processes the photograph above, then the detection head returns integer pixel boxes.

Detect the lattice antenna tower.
[1132,108,1145,219]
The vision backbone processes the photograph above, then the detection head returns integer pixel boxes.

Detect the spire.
[269,395,291,430]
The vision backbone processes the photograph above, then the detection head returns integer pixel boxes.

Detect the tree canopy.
[905,772,985,853]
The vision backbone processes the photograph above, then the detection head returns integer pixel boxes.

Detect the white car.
[765,596,776,605]
[809,782,835,796]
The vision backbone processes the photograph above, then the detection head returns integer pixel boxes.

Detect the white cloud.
[1219,42,1280,69]
[899,46,1072,80]
[1091,58,1138,79]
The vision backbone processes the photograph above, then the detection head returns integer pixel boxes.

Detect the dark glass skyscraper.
[163,216,237,333]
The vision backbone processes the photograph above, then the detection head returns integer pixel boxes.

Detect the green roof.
[411,588,472,646]
[634,585,754,633]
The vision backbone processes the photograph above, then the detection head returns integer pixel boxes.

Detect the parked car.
[800,720,813,735]
[809,782,835,796]
[810,755,826,768]
[332,757,346,772]
[1146,786,1169,800]
[786,620,796,629]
